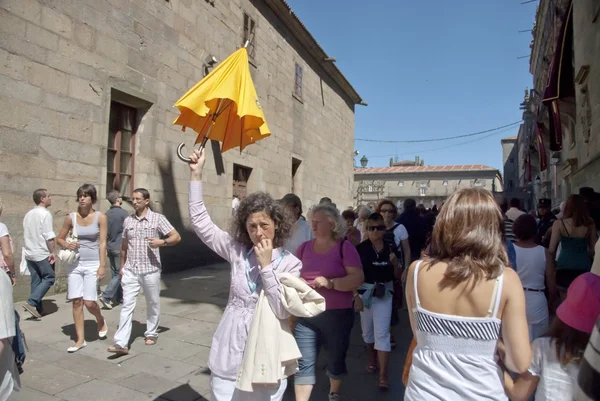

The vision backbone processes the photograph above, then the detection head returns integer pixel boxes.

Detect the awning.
[541,0,574,152]
[536,122,548,172]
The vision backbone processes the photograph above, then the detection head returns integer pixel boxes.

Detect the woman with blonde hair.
[404,188,531,401]
[294,203,364,401]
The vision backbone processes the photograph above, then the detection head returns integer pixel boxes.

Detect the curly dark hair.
[231,192,294,248]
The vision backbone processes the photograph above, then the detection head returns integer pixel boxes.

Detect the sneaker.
[98,298,113,310]
[328,393,340,401]
[23,303,41,319]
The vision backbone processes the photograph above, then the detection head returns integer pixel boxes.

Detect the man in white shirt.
[232,194,240,215]
[22,189,56,319]
[505,198,525,222]
[0,271,20,401]
[281,193,313,254]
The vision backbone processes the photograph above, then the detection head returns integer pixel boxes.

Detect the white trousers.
[113,269,161,348]
[359,293,393,352]
[210,375,287,401]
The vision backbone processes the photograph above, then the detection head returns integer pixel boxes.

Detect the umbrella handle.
[176,137,210,163]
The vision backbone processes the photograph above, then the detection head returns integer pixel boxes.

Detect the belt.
[523,287,545,292]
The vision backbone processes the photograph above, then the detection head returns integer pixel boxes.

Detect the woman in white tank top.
[404,188,531,401]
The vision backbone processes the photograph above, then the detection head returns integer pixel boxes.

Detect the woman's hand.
[354,294,364,312]
[189,147,206,181]
[97,266,105,280]
[66,241,79,251]
[254,239,273,269]
[313,276,330,289]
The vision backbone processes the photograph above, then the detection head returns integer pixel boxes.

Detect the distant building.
[353,157,503,209]
[501,135,525,207]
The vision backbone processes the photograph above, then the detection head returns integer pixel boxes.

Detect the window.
[443,179,448,186]
[397,180,404,186]
[368,184,374,192]
[474,180,484,187]
[291,158,301,193]
[243,13,256,62]
[509,157,515,164]
[294,63,303,99]
[233,164,252,199]
[420,184,426,196]
[508,180,514,189]
[107,102,136,198]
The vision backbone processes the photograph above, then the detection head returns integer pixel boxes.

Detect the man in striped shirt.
[575,316,600,400]
[108,188,180,354]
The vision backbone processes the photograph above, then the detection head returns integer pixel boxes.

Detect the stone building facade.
[354,159,502,210]
[501,135,524,205]
[0,0,361,296]
[523,0,600,207]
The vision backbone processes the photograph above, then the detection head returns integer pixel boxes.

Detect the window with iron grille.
[294,63,303,99]
[107,102,136,199]
[420,184,427,196]
[243,13,256,62]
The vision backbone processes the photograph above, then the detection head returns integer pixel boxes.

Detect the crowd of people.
[2,152,600,400]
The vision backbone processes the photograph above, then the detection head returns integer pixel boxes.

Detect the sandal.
[145,337,157,346]
[366,362,377,374]
[107,344,129,354]
[378,377,389,391]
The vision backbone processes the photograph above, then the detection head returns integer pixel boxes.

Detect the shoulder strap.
[561,219,570,236]
[93,211,100,224]
[413,260,423,307]
[70,213,78,237]
[340,239,346,260]
[486,272,504,318]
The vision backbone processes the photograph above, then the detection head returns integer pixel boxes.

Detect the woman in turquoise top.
[548,195,597,300]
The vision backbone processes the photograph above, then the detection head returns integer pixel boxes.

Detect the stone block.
[0,74,42,104]
[18,359,91,395]
[0,96,62,137]
[39,136,101,164]
[96,33,129,64]
[73,21,95,50]
[119,353,198,381]
[25,22,59,51]
[119,373,200,401]
[127,50,159,78]
[57,379,150,401]
[0,126,41,155]
[0,152,57,179]
[0,48,27,82]
[0,8,26,36]
[55,160,100,181]
[1,0,42,24]
[7,386,65,401]
[41,6,73,38]
[68,76,103,106]
[27,61,69,95]
[157,65,188,91]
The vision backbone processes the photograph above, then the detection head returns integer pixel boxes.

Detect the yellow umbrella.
[173,46,270,162]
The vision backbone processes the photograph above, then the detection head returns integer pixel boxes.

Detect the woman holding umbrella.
[187,148,301,401]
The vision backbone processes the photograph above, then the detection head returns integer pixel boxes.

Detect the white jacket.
[236,273,326,392]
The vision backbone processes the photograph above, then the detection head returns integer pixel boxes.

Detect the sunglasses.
[367,225,386,231]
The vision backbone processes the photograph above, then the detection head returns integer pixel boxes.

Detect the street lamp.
[535,175,541,186]
[360,155,368,168]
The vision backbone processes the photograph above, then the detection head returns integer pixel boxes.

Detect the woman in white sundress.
[404,188,531,401]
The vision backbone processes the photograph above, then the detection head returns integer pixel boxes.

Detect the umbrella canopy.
[173,47,270,160]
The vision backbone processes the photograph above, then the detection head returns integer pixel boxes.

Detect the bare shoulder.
[501,267,524,295]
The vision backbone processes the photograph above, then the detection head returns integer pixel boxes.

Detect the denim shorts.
[294,308,354,385]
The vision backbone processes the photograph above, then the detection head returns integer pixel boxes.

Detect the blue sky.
[285,0,537,170]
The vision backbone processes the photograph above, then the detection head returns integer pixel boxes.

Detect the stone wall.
[0,0,357,298]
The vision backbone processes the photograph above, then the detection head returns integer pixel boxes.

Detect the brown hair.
[513,214,538,241]
[563,194,594,228]
[426,188,508,284]
[548,316,590,366]
[376,199,397,218]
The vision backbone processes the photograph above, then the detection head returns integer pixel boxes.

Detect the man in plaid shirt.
[108,188,180,354]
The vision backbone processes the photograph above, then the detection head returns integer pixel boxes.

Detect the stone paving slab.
[9,263,411,400]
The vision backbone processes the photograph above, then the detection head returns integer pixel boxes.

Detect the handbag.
[57,212,79,264]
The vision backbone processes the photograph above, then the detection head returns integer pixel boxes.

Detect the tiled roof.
[355,165,498,174]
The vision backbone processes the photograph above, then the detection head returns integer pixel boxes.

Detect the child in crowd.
[501,272,600,401]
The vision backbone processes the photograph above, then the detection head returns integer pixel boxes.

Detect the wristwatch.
[7,271,15,278]
[328,278,335,290]
[162,239,168,247]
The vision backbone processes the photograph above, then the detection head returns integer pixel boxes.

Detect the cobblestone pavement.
[9,263,411,401]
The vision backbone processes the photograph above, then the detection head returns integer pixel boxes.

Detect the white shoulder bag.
[57,212,79,264]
